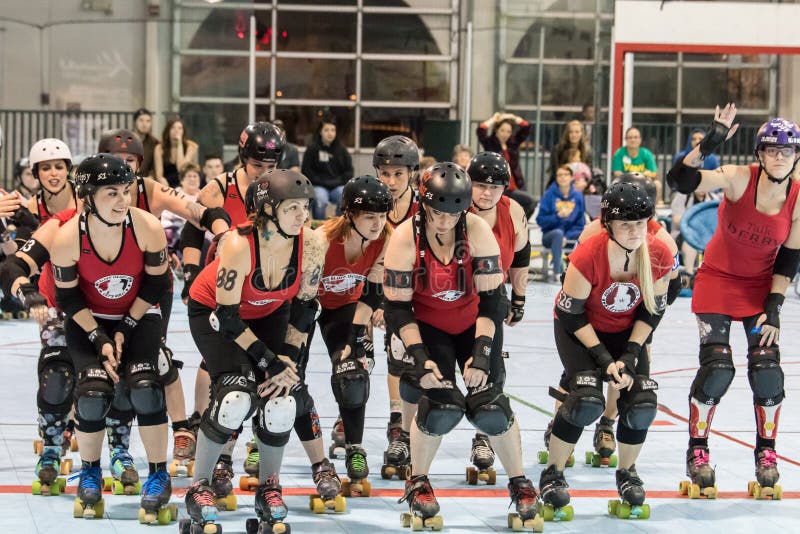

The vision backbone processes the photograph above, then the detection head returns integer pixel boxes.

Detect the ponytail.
[636,238,657,314]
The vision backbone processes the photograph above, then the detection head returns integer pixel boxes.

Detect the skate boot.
[328,416,346,459]
[537,464,573,522]
[239,441,260,491]
[381,426,411,480]
[139,469,178,525]
[506,477,544,532]
[537,420,574,467]
[73,463,104,519]
[212,456,237,510]
[341,445,371,497]
[169,425,197,478]
[586,416,618,467]
[246,475,290,534]
[179,479,220,534]
[32,446,66,496]
[466,433,497,485]
[748,446,782,499]
[309,458,345,513]
[608,465,650,519]
[399,474,443,530]
[680,445,717,499]
[104,447,141,495]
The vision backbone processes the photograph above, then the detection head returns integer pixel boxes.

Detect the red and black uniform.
[218,171,248,227]
[134,176,150,212]
[35,188,77,225]
[39,208,78,308]
[470,195,516,276]
[388,191,418,229]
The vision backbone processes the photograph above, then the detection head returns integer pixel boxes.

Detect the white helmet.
[29,138,73,178]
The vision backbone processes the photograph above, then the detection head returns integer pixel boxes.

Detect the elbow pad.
[180,222,206,251]
[138,271,172,305]
[634,297,667,331]
[358,280,383,311]
[511,241,531,269]
[477,285,509,322]
[666,160,701,195]
[554,291,589,334]
[200,206,230,232]
[384,299,416,333]
[55,285,89,317]
[773,246,800,279]
[210,303,248,340]
[0,255,32,297]
[289,298,318,334]
[667,276,681,306]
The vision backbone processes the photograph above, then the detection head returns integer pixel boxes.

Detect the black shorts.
[317,302,357,359]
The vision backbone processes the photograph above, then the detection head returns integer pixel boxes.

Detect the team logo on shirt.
[432,289,464,302]
[94,275,134,299]
[600,282,640,312]
[322,273,366,293]
[247,298,281,306]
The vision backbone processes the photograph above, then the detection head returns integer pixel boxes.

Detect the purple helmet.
[754,118,800,151]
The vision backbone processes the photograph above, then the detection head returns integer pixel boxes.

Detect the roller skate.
[585,416,617,467]
[309,458,346,513]
[139,469,178,525]
[239,441,260,491]
[34,419,79,471]
[0,294,28,319]
[466,433,496,485]
[608,465,650,519]
[73,463,105,519]
[399,474,443,531]
[537,464,573,522]
[381,424,411,480]
[680,445,717,499]
[506,477,544,532]
[179,479,221,534]
[328,416,346,459]
[32,446,66,496]
[341,445,371,497]
[104,447,141,495]
[212,456,237,510]
[246,475,290,534]
[169,425,197,478]
[536,420,574,467]
[748,446,782,500]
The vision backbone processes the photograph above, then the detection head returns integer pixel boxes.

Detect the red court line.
[657,404,800,467]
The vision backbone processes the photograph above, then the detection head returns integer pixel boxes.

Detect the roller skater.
[382,419,411,480]
[309,458,345,514]
[341,444,371,497]
[169,424,197,477]
[73,462,104,519]
[246,476,290,534]
[105,446,141,495]
[32,446,67,496]
[608,465,650,519]
[399,475,443,531]
[212,456,237,510]
[667,106,799,500]
[507,476,544,532]
[179,479,220,534]
[586,416,618,467]
[537,465,572,522]
[240,440,259,491]
[139,468,177,525]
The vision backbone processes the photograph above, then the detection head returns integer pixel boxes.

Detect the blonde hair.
[635,238,657,314]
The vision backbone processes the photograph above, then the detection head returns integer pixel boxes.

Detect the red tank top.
[36,187,78,225]
[38,208,78,308]
[647,219,661,235]
[388,191,419,229]
[220,171,248,226]
[693,167,800,318]
[135,177,150,211]
[412,225,478,335]
[190,225,303,320]
[471,196,516,276]
[318,237,385,310]
[77,212,145,318]
[557,232,673,333]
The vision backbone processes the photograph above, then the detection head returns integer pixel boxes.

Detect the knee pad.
[157,343,179,385]
[558,371,605,428]
[127,365,165,416]
[111,380,133,412]
[203,374,257,444]
[387,332,413,377]
[416,383,466,436]
[254,395,297,447]
[74,367,115,422]
[617,375,659,430]
[331,358,370,409]
[291,383,315,416]
[690,344,734,405]
[399,376,423,404]
[37,349,75,412]
[465,383,514,436]
[747,346,785,406]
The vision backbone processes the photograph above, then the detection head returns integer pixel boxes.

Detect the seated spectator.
[536,164,585,281]
[202,154,224,187]
[477,111,536,220]
[611,127,662,204]
[161,162,203,255]
[302,114,353,219]
[273,119,301,171]
[671,188,720,279]
[153,117,199,188]
[453,144,473,170]
[550,119,592,181]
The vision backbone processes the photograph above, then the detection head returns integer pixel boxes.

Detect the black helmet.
[341,175,392,214]
[245,169,315,217]
[467,151,511,186]
[418,162,471,214]
[600,182,654,228]
[98,129,144,161]
[613,172,656,204]
[74,154,136,199]
[239,122,286,164]
[14,157,31,180]
[372,135,419,170]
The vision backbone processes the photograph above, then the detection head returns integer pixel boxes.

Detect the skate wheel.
[187,461,195,478]
[16,311,28,319]
[271,523,289,534]
[246,518,259,534]
[50,480,62,496]
[585,451,593,464]
[217,493,237,511]
[61,458,73,475]
[410,516,423,531]
[400,512,412,528]
[204,524,222,534]
[381,465,394,479]
[138,507,154,524]
[239,476,251,491]
[32,480,42,495]
[168,461,179,477]
[157,505,175,525]
[425,515,443,531]
[537,451,548,464]
[310,496,325,514]
[688,483,701,499]
[508,513,523,531]
[70,437,79,452]
[33,439,43,455]
[616,501,631,519]
[609,455,618,468]
[361,479,371,497]
[341,479,351,497]
[565,454,575,468]
[111,480,123,495]
[607,499,618,516]
[526,515,544,532]
[487,468,496,485]
[466,467,478,485]
[635,503,650,519]
[334,494,346,513]
[401,465,411,480]
[774,485,783,500]
[706,485,717,499]
[679,480,689,495]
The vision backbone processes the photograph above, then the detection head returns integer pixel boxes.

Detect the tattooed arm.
[283,229,325,352]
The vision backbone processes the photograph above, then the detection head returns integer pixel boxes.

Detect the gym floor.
[1,280,798,533]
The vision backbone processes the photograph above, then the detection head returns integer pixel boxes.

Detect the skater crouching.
[543,182,672,521]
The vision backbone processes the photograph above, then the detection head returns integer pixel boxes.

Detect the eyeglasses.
[762,146,796,159]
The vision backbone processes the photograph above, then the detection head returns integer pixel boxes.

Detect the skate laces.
[472,437,492,458]
[245,450,259,466]
[388,438,408,456]
[174,432,193,451]
[349,450,367,472]
[41,447,61,466]
[75,465,102,488]
[143,470,170,496]
[759,449,778,468]
[191,485,216,507]
[692,448,710,467]
[263,487,286,509]
[399,476,435,504]
[510,479,537,505]
[111,448,135,469]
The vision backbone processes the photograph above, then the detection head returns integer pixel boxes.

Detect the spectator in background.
[13,157,39,200]
[273,119,301,172]
[611,126,662,204]
[452,144,473,170]
[133,108,159,178]
[580,102,596,147]
[550,120,592,181]
[201,154,224,187]
[154,117,199,188]
[477,111,536,220]
[671,188,720,281]
[536,164,585,281]
[673,128,721,171]
[302,114,353,219]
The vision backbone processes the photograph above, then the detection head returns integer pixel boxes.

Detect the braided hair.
[414,204,468,293]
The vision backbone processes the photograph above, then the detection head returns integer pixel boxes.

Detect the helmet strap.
[607,226,634,271]
[471,199,495,212]
[264,203,292,239]
[347,213,370,248]
[88,199,122,228]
